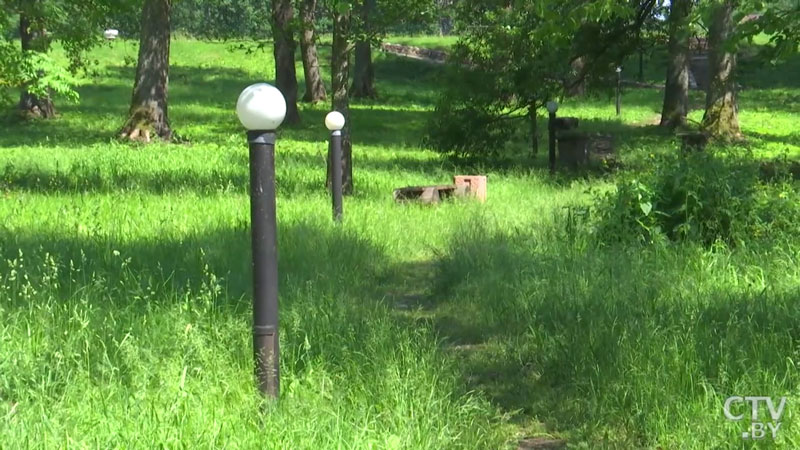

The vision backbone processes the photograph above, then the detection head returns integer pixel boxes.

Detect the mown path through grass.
[377,258,569,449]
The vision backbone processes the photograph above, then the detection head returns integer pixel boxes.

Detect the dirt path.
[379,259,567,450]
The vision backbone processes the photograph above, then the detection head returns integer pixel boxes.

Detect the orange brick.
[453,175,487,202]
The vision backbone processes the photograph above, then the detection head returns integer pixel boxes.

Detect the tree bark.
[120,0,172,142]
[351,0,377,98]
[351,41,376,98]
[566,57,586,97]
[327,11,354,195]
[271,0,300,124]
[528,103,539,156]
[438,0,454,35]
[659,0,691,128]
[299,0,326,103]
[702,0,741,139]
[638,49,644,82]
[18,10,56,119]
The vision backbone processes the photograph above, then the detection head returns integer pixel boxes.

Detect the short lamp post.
[616,66,622,116]
[236,83,286,399]
[325,111,346,222]
[546,101,559,173]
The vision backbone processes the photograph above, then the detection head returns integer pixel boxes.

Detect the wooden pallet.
[393,184,467,204]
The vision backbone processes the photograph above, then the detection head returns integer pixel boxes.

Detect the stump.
[678,132,709,153]
[587,134,617,169]
[552,117,579,131]
[557,132,589,168]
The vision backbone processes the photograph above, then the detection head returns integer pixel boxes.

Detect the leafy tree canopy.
[426,0,658,156]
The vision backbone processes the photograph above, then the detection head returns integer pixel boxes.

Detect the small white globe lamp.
[236,83,286,131]
[325,111,345,133]
[546,101,559,114]
[104,29,119,40]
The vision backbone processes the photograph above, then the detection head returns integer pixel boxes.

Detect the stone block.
[453,175,487,202]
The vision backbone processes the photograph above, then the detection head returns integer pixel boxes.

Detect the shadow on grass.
[0,219,389,385]
[410,225,800,445]
[0,162,331,196]
[0,220,385,308]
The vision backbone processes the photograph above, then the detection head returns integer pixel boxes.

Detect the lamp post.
[325,111,346,222]
[235,83,286,399]
[546,101,559,173]
[616,66,622,116]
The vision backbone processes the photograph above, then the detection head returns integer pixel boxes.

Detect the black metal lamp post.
[325,111,346,222]
[616,66,622,116]
[546,101,559,173]
[235,83,286,399]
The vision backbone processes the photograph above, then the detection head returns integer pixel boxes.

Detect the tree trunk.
[638,49,644,82]
[659,0,691,128]
[438,0,454,36]
[566,57,586,97]
[702,0,741,139]
[299,0,326,103]
[529,103,538,156]
[18,11,56,119]
[351,42,376,98]
[327,12,354,195]
[351,0,377,99]
[271,0,300,124]
[120,0,172,142]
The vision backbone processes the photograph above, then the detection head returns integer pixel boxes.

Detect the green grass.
[1,37,800,448]
[383,34,458,52]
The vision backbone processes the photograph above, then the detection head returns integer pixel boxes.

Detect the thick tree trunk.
[299,0,326,103]
[438,0,454,35]
[529,103,538,156]
[566,57,586,97]
[702,0,741,139]
[660,0,691,128]
[271,0,300,124]
[18,11,56,119]
[327,12,354,195]
[638,49,644,82]
[120,0,172,142]
[351,0,377,99]
[351,42,376,98]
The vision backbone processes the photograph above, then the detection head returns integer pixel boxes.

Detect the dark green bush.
[595,151,800,246]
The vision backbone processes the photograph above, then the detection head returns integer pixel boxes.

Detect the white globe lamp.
[325,111,345,132]
[236,83,286,131]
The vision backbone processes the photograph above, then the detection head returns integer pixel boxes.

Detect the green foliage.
[426,0,658,157]
[596,151,800,246]
[0,41,79,105]
[0,0,126,109]
[171,0,272,39]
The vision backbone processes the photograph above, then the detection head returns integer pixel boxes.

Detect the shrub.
[595,151,800,246]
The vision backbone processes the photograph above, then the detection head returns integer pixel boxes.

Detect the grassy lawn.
[382,34,459,51]
[1,37,800,448]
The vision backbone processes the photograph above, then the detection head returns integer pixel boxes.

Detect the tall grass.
[1,37,799,448]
